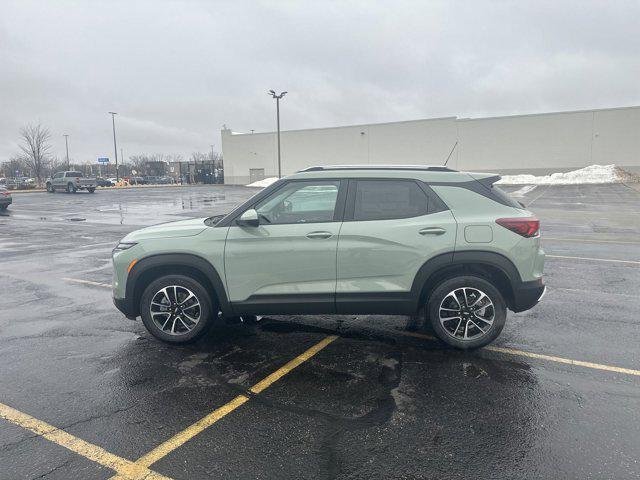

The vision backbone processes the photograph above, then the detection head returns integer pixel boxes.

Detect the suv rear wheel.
[427,275,506,350]
[140,274,215,344]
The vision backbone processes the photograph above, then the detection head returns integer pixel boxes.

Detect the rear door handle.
[419,227,446,236]
[306,231,333,239]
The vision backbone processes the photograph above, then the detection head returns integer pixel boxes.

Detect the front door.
[225,179,346,314]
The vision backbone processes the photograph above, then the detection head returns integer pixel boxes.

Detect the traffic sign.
[97,157,110,163]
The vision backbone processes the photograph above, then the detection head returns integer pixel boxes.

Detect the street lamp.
[268,90,287,178]
[109,112,119,181]
[63,134,70,169]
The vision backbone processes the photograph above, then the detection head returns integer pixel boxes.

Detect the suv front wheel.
[140,275,215,344]
[427,275,506,350]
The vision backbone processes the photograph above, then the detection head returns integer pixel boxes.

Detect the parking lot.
[1,183,639,479]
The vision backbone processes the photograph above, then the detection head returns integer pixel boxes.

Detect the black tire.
[66,183,76,193]
[46,183,54,193]
[140,274,216,344]
[87,187,95,193]
[427,275,506,350]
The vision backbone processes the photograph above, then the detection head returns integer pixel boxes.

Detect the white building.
[221,105,640,185]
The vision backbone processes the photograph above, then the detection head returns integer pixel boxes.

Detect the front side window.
[354,180,429,221]
[53,173,64,179]
[254,180,340,225]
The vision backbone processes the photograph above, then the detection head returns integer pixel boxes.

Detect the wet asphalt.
[1,183,639,479]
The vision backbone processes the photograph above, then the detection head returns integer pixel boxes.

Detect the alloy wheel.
[150,285,201,335]
[438,287,495,341]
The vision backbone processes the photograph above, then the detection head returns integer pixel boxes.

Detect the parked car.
[157,176,175,184]
[4,177,32,190]
[0,187,12,210]
[143,176,159,184]
[127,176,146,185]
[46,171,97,193]
[112,165,545,349]
[96,177,114,187]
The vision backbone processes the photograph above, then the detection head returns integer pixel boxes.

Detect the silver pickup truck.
[46,171,97,193]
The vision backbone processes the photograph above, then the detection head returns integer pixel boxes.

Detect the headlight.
[112,241,138,253]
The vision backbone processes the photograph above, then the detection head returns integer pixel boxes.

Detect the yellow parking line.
[397,330,640,376]
[544,237,640,245]
[485,345,640,376]
[62,277,112,288]
[111,334,338,475]
[546,254,640,265]
[0,402,173,480]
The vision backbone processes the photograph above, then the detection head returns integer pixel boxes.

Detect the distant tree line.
[0,122,224,184]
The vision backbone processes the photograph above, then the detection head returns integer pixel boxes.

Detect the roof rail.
[299,165,457,173]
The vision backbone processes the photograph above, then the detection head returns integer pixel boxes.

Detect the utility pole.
[269,90,287,178]
[109,112,119,181]
[63,134,70,169]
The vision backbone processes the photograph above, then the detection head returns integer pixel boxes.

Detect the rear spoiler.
[467,173,501,192]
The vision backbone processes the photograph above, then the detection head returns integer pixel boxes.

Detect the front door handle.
[306,231,333,239]
[419,227,446,236]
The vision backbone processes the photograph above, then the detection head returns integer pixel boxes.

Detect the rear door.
[224,179,347,313]
[336,179,457,313]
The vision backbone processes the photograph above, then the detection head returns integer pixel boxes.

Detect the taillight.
[496,217,540,238]
[2,191,9,197]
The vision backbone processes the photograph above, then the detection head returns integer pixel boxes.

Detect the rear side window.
[490,185,522,209]
[353,180,430,221]
[66,171,83,177]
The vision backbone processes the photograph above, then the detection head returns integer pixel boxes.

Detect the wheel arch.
[126,253,232,318]
[411,251,522,312]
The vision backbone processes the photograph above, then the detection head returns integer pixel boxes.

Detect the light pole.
[269,90,287,178]
[109,112,119,181]
[63,134,70,169]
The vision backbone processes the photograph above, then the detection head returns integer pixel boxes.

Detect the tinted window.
[66,171,83,177]
[491,185,523,209]
[354,180,429,221]
[255,180,340,224]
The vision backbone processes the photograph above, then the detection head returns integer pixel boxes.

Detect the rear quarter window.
[490,185,523,209]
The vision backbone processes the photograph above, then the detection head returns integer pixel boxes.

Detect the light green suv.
[112,166,545,349]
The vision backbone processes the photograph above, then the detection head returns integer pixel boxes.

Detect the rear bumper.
[113,296,137,320]
[511,279,545,313]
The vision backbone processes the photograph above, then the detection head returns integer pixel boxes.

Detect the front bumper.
[511,278,545,313]
[113,296,137,320]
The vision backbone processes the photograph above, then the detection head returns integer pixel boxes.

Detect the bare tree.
[18,123,52,185]
[1,155,29,178]
[190,151,207,163]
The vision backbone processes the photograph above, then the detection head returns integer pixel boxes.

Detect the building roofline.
[225,116,457,136]
[223,105,640,135]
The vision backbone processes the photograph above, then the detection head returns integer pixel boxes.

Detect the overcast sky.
[1,0,639,163]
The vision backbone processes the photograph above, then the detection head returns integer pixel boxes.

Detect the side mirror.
[237,209,260,227]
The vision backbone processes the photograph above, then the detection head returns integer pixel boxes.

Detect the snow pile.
[497,164,638,185]
[246,177,279,188]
